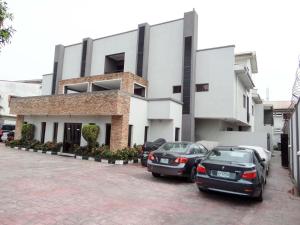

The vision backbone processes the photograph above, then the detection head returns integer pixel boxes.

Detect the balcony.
[9,90,130,116]
[148,98,182,120]
[234,65,255,90]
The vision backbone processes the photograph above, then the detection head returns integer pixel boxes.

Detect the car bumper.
[147,161,187,177]
[196,175,261,197]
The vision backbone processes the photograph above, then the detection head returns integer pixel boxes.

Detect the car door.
[253,151,266,183]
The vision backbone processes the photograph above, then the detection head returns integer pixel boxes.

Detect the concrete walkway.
[0,144,299,225]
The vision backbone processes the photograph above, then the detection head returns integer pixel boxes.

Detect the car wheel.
[198,187,206,192]
[187,166,197,183]
[152,172,161,178]
[256,184,264,202]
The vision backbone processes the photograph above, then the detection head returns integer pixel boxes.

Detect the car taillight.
[197,165,207,174]
[241,170,257,179]
[148,152,155,161]
[174,157,188,164]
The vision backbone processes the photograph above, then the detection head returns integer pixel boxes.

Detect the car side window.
[189,145,203,155]
[198,145,208,154]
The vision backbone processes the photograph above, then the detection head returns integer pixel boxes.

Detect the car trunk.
[201,160,255,181]
[152,151,185,166]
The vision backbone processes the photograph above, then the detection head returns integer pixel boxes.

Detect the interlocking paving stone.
[0,144,300,225]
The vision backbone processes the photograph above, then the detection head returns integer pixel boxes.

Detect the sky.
[0,0,299,101]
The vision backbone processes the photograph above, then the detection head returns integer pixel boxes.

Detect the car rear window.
[159,143,190,153]
[1,125,15,131]
[208,149,252,163]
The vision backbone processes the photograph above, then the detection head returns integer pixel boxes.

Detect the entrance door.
[63,123,82,153]
[105,123,111,146]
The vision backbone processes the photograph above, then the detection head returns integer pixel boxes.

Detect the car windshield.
[208,149,252,163]
[159,143,190,153]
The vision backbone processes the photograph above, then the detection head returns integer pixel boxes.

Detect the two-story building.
[10,10,267,152]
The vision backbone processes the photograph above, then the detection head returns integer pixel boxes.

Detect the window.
[104,53,125,74]
[134,83,145,97]
[53,122,58,143]
[175,127,180,141]
[252,105,254,115]
[173,86,181,93]
[227,127,233,131]
[144,126,148,143]
[41,122,46,144]
[243,95,246,108]
[182,36,192,114]
[196,83,209,92]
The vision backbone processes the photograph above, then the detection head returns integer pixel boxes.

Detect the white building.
[0,80,41,125]
[10,10,270,152]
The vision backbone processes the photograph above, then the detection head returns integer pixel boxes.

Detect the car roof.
[165,141,193,145]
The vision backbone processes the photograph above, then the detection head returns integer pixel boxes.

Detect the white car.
[1,132,9,142]
[239,145,271,175]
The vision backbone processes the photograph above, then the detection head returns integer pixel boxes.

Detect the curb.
[6,146,140,166]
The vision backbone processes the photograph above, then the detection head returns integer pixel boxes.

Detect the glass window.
[208,149,252,163]
[159,143,190,153]
[173,86,181,94]
[196,83,209,92]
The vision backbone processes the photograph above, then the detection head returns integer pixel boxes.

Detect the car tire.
[256,184,264,202]
[198,187,206,192]
[152,172,161,178]
[187,166,197,183]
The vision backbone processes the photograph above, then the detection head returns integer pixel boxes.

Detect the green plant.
[0,0,15,49]
[82,124,100,150]
[21,123,35,142]
[43,141,62,152]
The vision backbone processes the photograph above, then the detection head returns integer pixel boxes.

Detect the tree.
[82,124,100,150]
[0,0,14,49]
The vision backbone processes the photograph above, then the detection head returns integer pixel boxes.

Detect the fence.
[288,100,300,193]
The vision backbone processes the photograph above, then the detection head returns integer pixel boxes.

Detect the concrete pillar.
[181,10,198,142]
[15,115,24,140]
[52,44,65,95]
[110,114,129,150]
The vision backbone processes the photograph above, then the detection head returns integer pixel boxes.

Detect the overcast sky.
[0,0,299,101]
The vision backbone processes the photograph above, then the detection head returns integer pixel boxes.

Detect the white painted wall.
[148,120,174,142]
[129,97,148,146]
[62,44,82,80]
[91,31,138,75]
[147,20,184,100]
[195,46,235,119]
[0,81,41,124]
[292,112,298,180]
[23,115,111,146]
[41,74,53,95]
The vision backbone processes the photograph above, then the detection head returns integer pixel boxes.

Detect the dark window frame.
[243,94,246,108]
[41,122,46,144]
[175,127,180,141]
[196,83,209,92]
[173,85,181,94]
[53,122,58,143]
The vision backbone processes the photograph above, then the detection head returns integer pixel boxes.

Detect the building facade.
[10,10,268,152]
[0,80,41,125]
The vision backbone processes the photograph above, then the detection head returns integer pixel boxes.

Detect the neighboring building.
[264,101,291,146]
[10,10,269,152]
[0,80,41,125]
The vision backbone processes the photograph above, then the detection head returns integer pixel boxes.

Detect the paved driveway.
[0,144,299,225]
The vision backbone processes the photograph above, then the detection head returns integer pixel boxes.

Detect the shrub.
[43,141,62,152]
[21,124,35,142]
[82,124,100,150]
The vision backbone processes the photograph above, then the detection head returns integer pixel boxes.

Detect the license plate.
[160,158,169,164]
[217,171,230,178]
